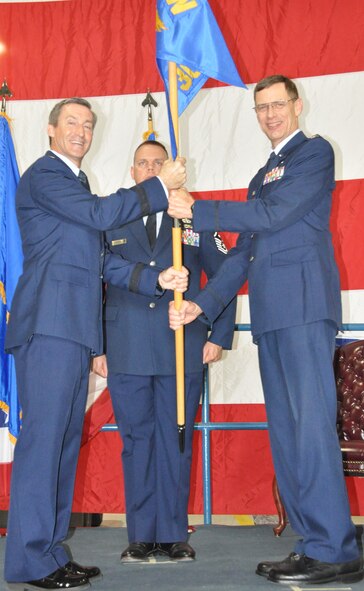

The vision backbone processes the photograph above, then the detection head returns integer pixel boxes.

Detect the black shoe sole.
[255,569,270,578]
[268,569,364,585]
[339,570,364,584]
[157,550,195,561]
[120,556,152,563]
[6,583,90,591]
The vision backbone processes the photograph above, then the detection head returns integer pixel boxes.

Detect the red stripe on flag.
[0,462,12,512]
[81,388,114,446]
[331,179,364,291]
[0,1,364,100]
[73,402,364,515]
[194,179,364,292]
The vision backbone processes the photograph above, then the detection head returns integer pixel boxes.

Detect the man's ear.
[47,124,55,139]
[130,166,135,181]
[294,97,303,117]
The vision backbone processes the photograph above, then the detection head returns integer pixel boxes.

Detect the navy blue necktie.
[267,151,279,170]
[146,213,157,249]
[78,170,90,191]
[256,152,279,200]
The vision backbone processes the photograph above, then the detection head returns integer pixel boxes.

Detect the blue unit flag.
[156,0,246,155]
[0,114,23,448]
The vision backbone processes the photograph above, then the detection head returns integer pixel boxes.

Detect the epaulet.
[310,134,321,139]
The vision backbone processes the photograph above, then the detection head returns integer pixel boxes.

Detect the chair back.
[335,340,364,475]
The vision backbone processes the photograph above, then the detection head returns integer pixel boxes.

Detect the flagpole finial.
[141,89,158,109]
[142,89,158,140]
[0,79,13,113]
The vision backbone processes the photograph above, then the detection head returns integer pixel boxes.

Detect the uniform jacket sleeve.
[26,152,168,231]
[197,231,237,349]
[103,252,162,298]
[192,136,334,234]
[195,232,251,324]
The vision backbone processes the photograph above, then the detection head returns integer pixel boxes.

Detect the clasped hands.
[168,301,222,362]
[158,266,189,292]
[168,300,202,330]
[158,157,195,219]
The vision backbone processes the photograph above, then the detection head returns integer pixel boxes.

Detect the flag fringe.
[0,112,12,124]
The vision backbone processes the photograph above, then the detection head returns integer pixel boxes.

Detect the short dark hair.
[133,140,169,160]
[254,75,299,101]
[48,97,97,128]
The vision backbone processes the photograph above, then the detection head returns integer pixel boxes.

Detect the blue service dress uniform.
[189,131,359,563]
[4,151,169,582]
[103,212,236,543]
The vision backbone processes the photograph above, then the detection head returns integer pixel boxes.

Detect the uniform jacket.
[191,131,342,338]
[103,213,237,375]
[5,151,168,354]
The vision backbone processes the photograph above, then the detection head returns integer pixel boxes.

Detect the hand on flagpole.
[169,300,202,330]
[158,266,189,292]
[159,157,186,189]
[168,187,195,219]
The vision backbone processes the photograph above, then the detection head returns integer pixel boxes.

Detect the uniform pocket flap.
[271,244,317,266]
[49,263,90,286]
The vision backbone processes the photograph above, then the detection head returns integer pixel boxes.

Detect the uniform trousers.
[258,320,358,563]
[108,372,203,543]
[5,335,90,582]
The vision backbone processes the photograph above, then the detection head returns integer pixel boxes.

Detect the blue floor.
[1,524,364,591]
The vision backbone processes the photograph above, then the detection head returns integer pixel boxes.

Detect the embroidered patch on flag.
[214,232,228,254]
[263,166,285,185]
[182,227,200,247]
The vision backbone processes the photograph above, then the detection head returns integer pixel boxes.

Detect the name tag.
[263,166,285,185]
[111,238,127,246]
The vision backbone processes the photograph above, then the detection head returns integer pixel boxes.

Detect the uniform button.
[149,260,156,266]
[249,256,254,262]
[149,302,156,309]
[100,274,104,278]
[251,233,254,239]
[100,251,104,257]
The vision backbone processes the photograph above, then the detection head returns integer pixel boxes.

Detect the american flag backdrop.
[0,0,363,516]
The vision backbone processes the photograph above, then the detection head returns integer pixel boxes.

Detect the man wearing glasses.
[167,75,362,585]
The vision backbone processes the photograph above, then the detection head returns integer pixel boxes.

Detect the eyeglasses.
[253,98,296,114]
[135,159,165,169]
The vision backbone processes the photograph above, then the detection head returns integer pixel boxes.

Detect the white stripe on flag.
[0,428,14,463]
[6,71,364,192]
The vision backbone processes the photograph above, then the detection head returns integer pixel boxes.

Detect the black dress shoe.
[268,554,363,584]
[158,542,195,560]
[24,567,89,589]
[256,552,302,577]
[120,542,156,562]
[64,561,102,580]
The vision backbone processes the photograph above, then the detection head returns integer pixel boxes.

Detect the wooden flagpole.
[168,61,185,453]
